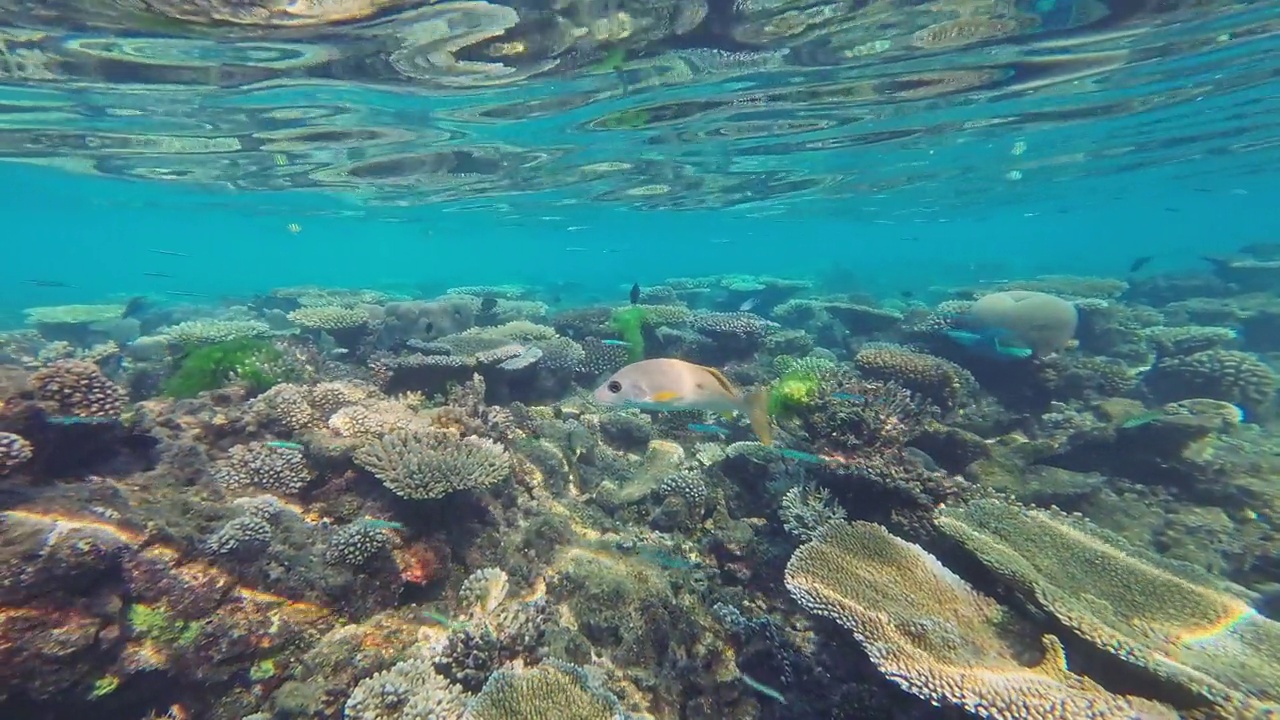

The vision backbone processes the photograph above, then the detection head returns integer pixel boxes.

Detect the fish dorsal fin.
[698,365,738,395]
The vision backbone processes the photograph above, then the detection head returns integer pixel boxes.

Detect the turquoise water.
[3,1,1280,719]
[1,1,1278,312]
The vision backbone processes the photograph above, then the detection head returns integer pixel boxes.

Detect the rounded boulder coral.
[968,290,1079,355]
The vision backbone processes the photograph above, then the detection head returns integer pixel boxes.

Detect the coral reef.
[0,264,1278,720]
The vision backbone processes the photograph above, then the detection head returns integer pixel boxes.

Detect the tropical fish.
[738,296,759,312]
[775,448,829,464]
[687,423,729,436]
[1119,411,1165,429]
[592,358,773,445]
[148,249,189,257]
[143,272,173,278]
[831,392,866,402]
[265,440,305,451]
[479,297,498,313]
[122,296,149,319]
[944,329,1033,360]
[1128,255,1154,273]
[600,339,631,347]
[47,415,115,425]
[25,280,76,288]
[629,282,641,305]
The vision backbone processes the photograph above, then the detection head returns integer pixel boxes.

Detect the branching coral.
[784,521,1177,720]
[30,359,126,419]
[212,441,314,494]
[0,431,33,474]
[353,428,511,500]
[853,345,973,412]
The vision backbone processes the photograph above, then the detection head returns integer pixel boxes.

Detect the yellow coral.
[785,521,1177,720]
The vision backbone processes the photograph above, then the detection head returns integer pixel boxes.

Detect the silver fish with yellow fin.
[592,358,773,445]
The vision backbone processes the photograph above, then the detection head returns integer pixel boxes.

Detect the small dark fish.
[479,297,498,313]
[1164,207,1180,212]
[25,280,75,288]
[629,283,640,305]
[1128,256,1154,273]
[900,289,914,298]
[143,272,173,278]
[165,290,208,298]
[122,296,148,319]
[148,249,189,257]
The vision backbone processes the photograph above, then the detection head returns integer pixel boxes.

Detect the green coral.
[610,306,647,362]
[163,338,286,399]
[769,367,821,418]
[89,675,120,699]
[249,658,278,682]
[127,603,203,647]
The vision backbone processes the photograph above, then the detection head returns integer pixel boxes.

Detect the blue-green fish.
[265,440,305,451]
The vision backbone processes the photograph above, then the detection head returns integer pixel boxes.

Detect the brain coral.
[937,500,1280,716]
[968,290,1079,355]
[784,521,1176,720]
[353,428,511,500]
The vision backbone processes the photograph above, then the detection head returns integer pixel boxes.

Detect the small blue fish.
[265,440,305,451]
[831,392,866,402]
[738,297,760,312]
[944,329,1033,360]
[687,423,730,436]
[357,518,406,531]
[601,339,631,347]
[47,415,115,425]
[776,448,830,464]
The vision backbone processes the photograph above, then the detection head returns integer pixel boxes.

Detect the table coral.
[784,520,1177,720]
[938,499,1280,716]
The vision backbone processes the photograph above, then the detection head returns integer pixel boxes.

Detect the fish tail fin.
[743,390,774,446]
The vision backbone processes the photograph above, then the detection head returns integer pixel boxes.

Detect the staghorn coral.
[0,431,33,474]
[784,521,1177,720]
[212,441,315,494]
[30,359,126,419]
[937,500,1280,716]
[354,428,511,500]
[853,345,973,413]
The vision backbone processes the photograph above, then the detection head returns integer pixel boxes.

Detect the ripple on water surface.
[0,0,1277,210]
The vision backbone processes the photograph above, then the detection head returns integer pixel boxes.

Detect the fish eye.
[606,380,623,394]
